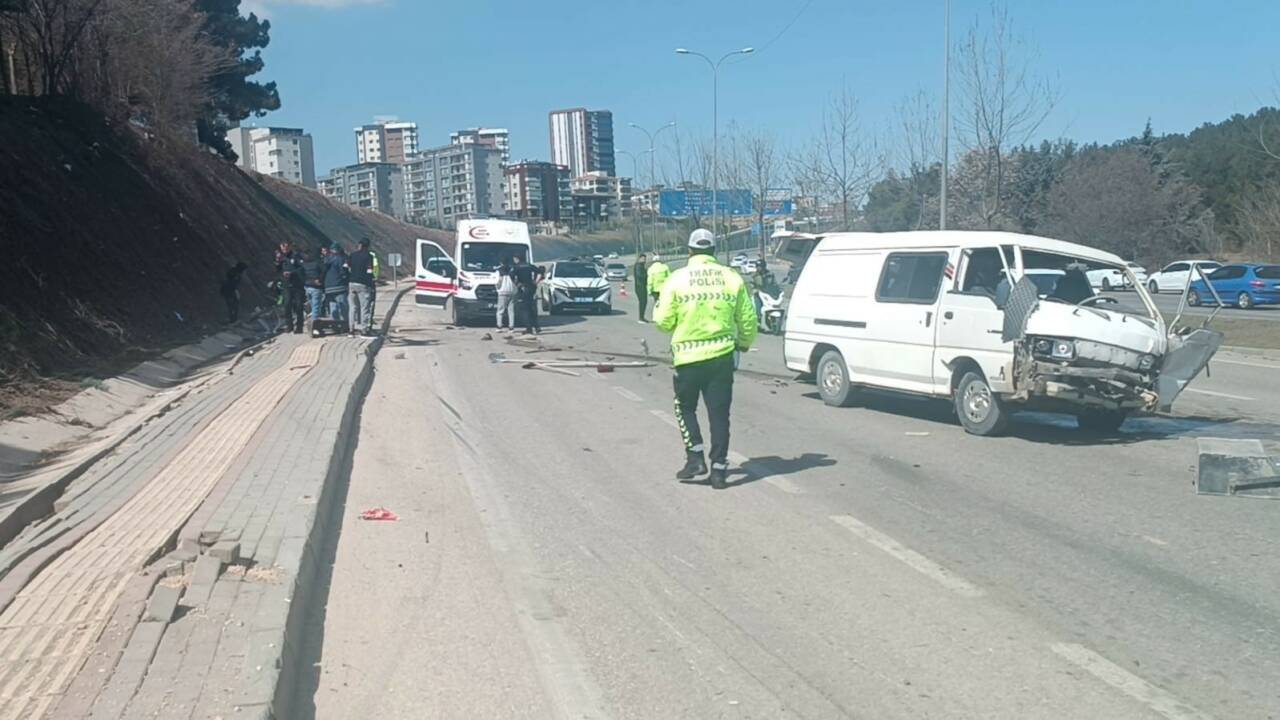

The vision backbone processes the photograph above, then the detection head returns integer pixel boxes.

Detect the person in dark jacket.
[346,238,376,336]
[219,262,248,324]
[324,244,349,328]
[301,249,327,337]
[510,256,542,334]
[281,249,307,334]
[633,254,649,323]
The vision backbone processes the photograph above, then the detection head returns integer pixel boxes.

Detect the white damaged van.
[783,231,1222,435]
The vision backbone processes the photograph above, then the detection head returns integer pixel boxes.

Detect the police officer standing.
[654,229,757,489]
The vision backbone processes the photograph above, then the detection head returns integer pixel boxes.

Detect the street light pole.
[675,47,753,259]
[629,121,676,254]
[618,149,643,255]
[940,0,950,231]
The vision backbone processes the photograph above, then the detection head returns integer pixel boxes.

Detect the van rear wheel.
[955,371,1009,436]
[816,350,856,407]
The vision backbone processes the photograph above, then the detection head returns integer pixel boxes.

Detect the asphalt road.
[310,296,1280,719]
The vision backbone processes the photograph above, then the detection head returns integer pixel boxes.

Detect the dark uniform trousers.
[672,352,735,468]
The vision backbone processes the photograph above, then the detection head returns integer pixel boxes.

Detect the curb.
[267,284,410,719]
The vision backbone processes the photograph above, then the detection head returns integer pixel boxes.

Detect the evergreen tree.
[195,0,281,158]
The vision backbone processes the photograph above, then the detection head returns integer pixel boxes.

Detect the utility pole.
[940,0,950,231]
[618,149,643,254]
[676,47,753,260]
[629,122,676,259]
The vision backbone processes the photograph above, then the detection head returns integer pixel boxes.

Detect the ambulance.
[415,219,534,326]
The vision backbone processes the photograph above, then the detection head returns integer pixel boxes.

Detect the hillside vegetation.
[0,97,445,413]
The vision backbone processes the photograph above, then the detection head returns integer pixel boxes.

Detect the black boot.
[675,451,707,480]
[708,465,728,490]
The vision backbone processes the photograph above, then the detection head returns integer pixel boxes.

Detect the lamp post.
[629,121,676,253]
[675,46,753,259]
[617,149,643,255]
[940,0,950,231]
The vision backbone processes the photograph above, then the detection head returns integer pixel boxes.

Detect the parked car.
[540,260,612,314]
[1088,261,1148,291]
[604,262,628,281]
[1187,264,1280,309]
[731,253,748,269]
[608,252,619,259]
[1146,260,1222,294]
[783,231,1219,436]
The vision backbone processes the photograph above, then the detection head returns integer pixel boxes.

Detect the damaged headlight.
[1033,338,1076,360]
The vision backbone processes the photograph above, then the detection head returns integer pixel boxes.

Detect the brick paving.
[0,340,325,718]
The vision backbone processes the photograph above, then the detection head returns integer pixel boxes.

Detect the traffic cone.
[620,282,628,298]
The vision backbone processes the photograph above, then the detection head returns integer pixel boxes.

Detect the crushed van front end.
[1013,335,1162,412]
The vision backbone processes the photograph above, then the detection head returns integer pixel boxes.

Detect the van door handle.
[986,329,1002,334]
[924,311,933,327]
[944,311,954,320]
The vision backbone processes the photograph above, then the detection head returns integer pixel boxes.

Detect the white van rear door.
[415,239,454,309]
[859,251,950,393]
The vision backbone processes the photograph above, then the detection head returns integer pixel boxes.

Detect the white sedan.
[1146,260,1222,294]
[1086,262,1147,291]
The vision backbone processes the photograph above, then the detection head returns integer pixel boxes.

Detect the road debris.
[522,362,579,377]
[359,507,399,521]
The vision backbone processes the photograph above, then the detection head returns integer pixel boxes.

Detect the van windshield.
[461,242,529,271]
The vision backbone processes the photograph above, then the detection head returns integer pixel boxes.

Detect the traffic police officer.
[654,229,758,489]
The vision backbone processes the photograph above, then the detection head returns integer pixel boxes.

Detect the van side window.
[876,252,949,304]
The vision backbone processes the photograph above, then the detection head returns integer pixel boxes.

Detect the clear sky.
[243,0,1280,180]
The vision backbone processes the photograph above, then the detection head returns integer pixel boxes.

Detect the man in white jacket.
[495,254,519,330]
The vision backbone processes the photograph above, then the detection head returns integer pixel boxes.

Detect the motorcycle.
[756,288,785,334]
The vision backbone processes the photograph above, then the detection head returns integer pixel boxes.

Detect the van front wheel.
[816,350,857,407]
[955,371,1009,436]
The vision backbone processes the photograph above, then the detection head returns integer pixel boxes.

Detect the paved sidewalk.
[0,341,323,718]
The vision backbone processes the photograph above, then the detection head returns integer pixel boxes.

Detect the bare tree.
[816,84,876,230]
[787,142,826,230]
[954,3,1058,228]
[894,89,941,229]
[742,129,778,255]
[91,0,229,131]
[18,0,107,96]
[1235,183,1280,261]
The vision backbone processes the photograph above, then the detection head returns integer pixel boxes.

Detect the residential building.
[402,144,505,228]
[571,171,631,212]
[229,126,316,188]
[549,108,615,178]
[505,161,570,222]
[355,119,419,164]
[451,128,511,165]
[317,162,405,218]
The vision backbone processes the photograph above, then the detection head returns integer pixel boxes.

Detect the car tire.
[954,370,1009,436]
[1188,290,1201,307]
[450,300,465,327]
[1148,280,1159,294]
[1076,410,1128,434]
[816,350,857,408]
[1238,292,1253,310]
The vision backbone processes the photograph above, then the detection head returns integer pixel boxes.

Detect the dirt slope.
[0,98,440,414]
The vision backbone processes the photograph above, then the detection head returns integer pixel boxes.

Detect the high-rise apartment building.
[317,162,405,218]
[355,119,419,164]
[401,144,505,228]
[505,161,570,222]
[451,128,511,165]
[229,126,316,188]
[549,108,615,178]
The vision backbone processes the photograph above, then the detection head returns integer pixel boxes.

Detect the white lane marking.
[1050,643,1214,720]
[1140,535,1169,547]
[763,476,804,494]
[651,409,679,428]
[611,386,643,402]
[1185,388,1254,401]
[829,515,984,598]
[1213,357,1280,370]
